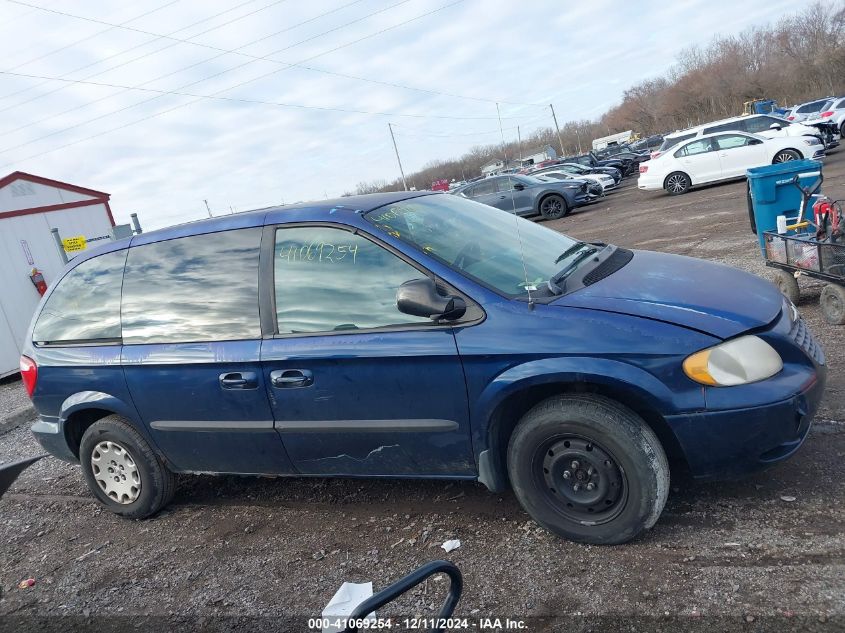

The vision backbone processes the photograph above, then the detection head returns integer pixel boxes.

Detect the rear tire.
[664,172,691,195]
[772,269,800,304]
[772,149,801,163]
[820,284,845,325]
[539,194,568,220]
[507,394,669,545]
[80,415,176,519]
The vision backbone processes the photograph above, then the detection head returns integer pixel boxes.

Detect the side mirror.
[397,278,466,320]
[769,122,783,130]
[513,182,525,191]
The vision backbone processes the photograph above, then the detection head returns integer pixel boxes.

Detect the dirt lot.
[2,153,844,632]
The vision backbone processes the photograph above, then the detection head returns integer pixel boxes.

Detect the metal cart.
[765,231,845,324]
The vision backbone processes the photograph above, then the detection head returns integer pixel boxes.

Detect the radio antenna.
[496,102,534,308]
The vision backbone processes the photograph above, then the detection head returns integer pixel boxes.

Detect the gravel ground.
[1,153,844,632]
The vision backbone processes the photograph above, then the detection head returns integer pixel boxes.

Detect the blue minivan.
[21,192,825,544]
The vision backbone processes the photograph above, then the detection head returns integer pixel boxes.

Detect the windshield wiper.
[548,245,602,294]
[554,242,591,264]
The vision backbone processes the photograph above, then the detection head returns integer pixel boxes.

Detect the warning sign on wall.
[62,235,87,252]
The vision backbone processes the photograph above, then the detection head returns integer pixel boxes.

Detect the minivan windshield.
[365,194,588,297]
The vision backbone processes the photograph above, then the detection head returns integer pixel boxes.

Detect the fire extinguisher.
[29,268,47,296]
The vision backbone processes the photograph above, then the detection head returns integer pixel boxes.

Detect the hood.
[552,250,783,339]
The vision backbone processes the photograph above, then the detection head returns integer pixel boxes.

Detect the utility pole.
[388,123,408,191]
[517,125,523,164]
[575,128,582,155]
[203,199,212,218]
[549,103,565,156]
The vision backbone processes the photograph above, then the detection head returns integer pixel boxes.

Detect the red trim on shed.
[0,171,110,199]
[0,198,107,221]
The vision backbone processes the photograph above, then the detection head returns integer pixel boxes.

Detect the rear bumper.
[666,367,825,480]
[31,416,77,463]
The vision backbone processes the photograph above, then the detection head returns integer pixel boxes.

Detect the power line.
[0,0,276,107]
[2,0,369,136]
[0,0,416,153]
[2,0,472,168]
[0,69,524,121]
[4,0,542,111]
[4,0,180,73]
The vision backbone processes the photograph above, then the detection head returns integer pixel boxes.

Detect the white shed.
[0,171,116,377]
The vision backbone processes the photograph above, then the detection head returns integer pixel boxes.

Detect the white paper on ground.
[321,581,375,633]
[441,539,461,553]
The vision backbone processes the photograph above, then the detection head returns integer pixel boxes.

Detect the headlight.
[803,137,822,145]
[683,335,783,386]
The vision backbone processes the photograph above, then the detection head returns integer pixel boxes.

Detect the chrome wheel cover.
[91,440,141,504]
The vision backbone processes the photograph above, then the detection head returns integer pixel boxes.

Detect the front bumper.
[666,371,824,480]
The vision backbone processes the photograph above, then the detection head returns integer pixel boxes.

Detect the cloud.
[0,0,799,230]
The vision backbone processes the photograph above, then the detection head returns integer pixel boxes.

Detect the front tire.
[80,415,176,519]
[507,394,669,545]
[539,194,568,220]
[772,149,801,163]
[664,172,691,195]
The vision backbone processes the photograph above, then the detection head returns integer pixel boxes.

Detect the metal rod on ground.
[203,199,212,218]
[549,104,565,157]
[50,227,68,264]
[388,123,408,191]
[130,213,143,234]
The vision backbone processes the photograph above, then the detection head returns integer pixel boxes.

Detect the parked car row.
[451,174,592,220]
[639,130,825,195]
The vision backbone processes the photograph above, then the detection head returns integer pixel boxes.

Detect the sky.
[0,0,801,230]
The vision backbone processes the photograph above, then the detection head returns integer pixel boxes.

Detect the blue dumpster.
[747,159,822,256]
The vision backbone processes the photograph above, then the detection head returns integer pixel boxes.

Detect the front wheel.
[80,415,176,519]
[772,149,801,164]
[507,394,669,545]
[664,172,691,195]
[539,194,568,220]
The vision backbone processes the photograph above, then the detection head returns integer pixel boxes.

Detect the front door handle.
[219,371,259,390]
[270,369,314,389]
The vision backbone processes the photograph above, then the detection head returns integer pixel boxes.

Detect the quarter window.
[32,249,126,344]
[121,228,262,344]
[273,226,431,334]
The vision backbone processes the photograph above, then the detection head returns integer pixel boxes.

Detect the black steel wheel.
[772,149,800,164]
[538,435,627,525]
[539,194,568,220]
[664,172,690,195]
[507,394,669,545]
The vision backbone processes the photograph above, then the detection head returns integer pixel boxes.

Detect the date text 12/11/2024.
[307,617,527,630]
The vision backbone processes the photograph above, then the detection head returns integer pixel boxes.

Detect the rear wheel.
[539,194,568,220]
[80,415,176,519]
[772,269,800,304]
[820,284,845,325]
[507,394,669,545]
[772,149,801,163]
[664,172,691,195]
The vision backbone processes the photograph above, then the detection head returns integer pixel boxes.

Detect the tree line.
[348,2,845,195]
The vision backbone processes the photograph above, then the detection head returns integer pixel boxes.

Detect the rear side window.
[32,250,127,345]
[674,138,714,157]
[703,121,746,135]
[121,228,262,344]
[659,133,694,152]
[472,180,496,196]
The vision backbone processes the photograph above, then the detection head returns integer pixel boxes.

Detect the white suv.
[653,114,821,158]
